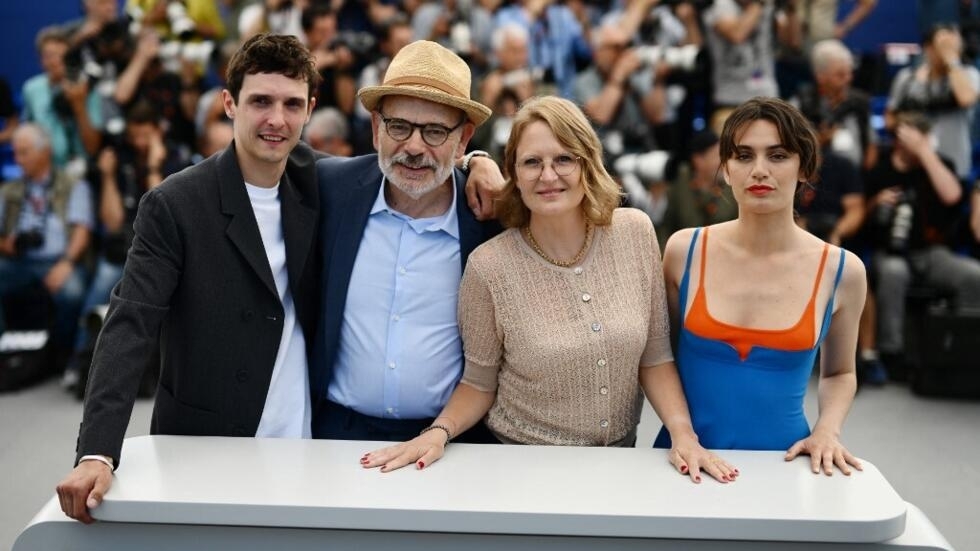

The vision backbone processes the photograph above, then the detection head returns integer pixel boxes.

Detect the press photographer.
[0,124,94,369]
[21,27,104,173]
[863,111,980,373]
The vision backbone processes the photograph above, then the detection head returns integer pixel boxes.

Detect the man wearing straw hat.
[312,40,500,443]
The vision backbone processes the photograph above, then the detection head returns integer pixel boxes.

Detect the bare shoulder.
[662,227,698,283]
[837,248,867,296]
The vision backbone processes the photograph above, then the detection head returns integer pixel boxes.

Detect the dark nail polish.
[417,461,425,469]
[680,465,688,473]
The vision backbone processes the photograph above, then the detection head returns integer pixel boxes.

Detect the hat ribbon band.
[384,76,468,100]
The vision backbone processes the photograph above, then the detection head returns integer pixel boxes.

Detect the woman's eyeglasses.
[516,154,580,179]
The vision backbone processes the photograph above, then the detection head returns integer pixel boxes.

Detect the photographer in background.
[21,27,104,173]
[575,22,666,163]
[0,124,93,369]
[62,100,190,391]
[862,111,980,376]
[126,0,226,42]
[602,0,706,154]
[655,129,736,250]
[473,23,538,159]
[302,4,357,118]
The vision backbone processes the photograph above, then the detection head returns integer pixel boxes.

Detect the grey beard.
[379,152,454,200]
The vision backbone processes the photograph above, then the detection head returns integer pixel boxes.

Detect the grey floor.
[2,376,978,551]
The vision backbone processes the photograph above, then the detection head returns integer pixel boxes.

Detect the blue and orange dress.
[654,227,845,450]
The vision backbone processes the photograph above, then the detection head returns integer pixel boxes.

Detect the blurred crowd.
[2,0,980,391]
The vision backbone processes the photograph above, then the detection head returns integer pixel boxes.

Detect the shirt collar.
[369,173,459,240]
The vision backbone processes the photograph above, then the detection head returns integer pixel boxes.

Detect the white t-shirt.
[245,181,311,438]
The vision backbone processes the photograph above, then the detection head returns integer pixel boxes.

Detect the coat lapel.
[281,143,319,295]
[454,168,484,270]
[326,164,379,292]
[217,143,278,298]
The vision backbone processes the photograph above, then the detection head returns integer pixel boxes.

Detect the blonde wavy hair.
[496,96,622,228]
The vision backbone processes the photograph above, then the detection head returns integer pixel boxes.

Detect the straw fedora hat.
[358,40,492,126]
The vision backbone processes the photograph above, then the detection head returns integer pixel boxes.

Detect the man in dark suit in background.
[313,40,499,444]
[56,33,322,524]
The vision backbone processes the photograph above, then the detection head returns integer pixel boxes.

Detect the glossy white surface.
[103,437,904,540]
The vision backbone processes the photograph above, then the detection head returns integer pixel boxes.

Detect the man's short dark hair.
[225,33,320,103]
[126,99,159,126]
[301,4,334,33]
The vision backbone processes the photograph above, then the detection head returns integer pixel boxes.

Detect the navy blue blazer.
[311,155,499,400]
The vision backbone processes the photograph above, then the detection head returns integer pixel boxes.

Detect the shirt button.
[599,419,609,428]
[386,407,394,414]
[392,314,400,321]
[388,362,396,369]
[399,267,407,275]
[591,322,601,332]
[597,359,607,367]
[600,386,608,395]
[236,369,247,383]
[582,293,592,303]
[573,267,583,275]
[241,310,254,322]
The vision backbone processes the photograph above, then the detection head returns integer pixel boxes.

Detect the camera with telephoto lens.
[14,231,45,256]
[634,44,700,72]
[613,150,678,183]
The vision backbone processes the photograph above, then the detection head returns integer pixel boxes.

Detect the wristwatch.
[460,150,491,173]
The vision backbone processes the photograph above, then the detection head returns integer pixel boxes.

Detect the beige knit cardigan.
[458,208,673,446]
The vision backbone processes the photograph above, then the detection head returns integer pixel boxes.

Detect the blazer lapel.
[327,164,380,290]
[280,144,319,294]
[454,168,484,270]
[217,144,278,298]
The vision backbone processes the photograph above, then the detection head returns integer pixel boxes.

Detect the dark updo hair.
[719,97,821,185]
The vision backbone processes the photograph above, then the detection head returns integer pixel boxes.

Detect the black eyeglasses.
[377,112,465,147]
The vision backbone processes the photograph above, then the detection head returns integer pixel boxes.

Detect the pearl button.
[600,419,609,428]
[591,322,601,332]
[392,314,400,321]
[573,267,583,275]
[399,267,407,275]
[386,407,394,414]
[597,359,607,367]
[388,362,396,369]
[582,293,592,302]
[600,386,608,395]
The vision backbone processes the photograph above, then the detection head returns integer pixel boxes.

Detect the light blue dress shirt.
[327,179,464,419]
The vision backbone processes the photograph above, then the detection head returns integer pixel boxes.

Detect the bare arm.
[114,31,160,105]
[62,79,102,156]
[785,250,865,475]
[828,193,865,245]
[712,1,764,45]
[897,124,963,205]
[361,383,496,472]
[97,148,125,233]
[834,0,876,39]
[971,184,980,243]
[775,0,803,51]
[584,50,642,124]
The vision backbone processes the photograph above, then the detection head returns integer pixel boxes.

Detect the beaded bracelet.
[419,424,452,446]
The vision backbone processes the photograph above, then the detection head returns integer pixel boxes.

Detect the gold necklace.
[524,222,594,268]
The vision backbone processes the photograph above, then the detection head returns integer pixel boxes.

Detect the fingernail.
[695,476,701,482]
[417,461,425,469]
[734,468,739,474]
[680,465,688,473]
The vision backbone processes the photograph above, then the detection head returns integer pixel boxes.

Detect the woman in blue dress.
[655,97,866,476]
